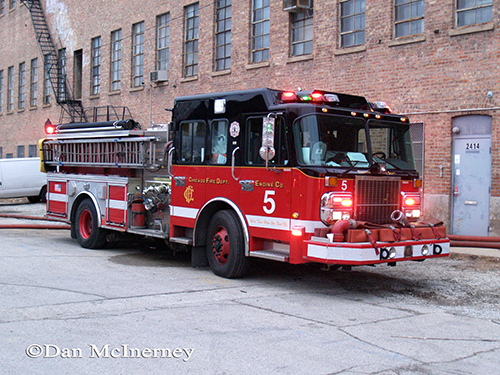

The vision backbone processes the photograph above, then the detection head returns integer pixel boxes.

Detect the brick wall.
[0,0,499,230]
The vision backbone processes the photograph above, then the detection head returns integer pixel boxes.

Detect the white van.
[0,158,47,203]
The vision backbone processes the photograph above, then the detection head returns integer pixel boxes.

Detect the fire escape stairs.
[21,0,86,123]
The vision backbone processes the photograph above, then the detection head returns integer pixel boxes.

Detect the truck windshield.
[293,114,415,170]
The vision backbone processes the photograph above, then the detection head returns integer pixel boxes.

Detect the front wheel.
[206,210,249,278]
[75,199,107,249]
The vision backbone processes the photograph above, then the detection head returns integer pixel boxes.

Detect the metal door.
[451,135,491,236]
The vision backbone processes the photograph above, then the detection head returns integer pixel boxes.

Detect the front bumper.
[304,237,450,265]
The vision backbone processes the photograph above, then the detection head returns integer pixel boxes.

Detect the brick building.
[0,0,498,236]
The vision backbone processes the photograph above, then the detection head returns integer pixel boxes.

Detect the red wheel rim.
[79,209,92,239]
[211,226,230,265]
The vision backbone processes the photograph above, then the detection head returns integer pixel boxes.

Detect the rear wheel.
[206,210,249,278]
[75,199,107,249]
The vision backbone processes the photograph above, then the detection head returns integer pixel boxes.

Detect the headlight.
[320,192,353,225]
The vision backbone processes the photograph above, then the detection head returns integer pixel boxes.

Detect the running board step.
[169,237,193,245]
[249,249,289,262]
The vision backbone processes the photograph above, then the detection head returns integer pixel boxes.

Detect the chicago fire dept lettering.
[184,186,195,203]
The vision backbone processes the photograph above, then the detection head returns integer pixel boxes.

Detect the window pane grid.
[215,0,231,71]
[395,0,424,37]
[457,0,492,27]
[251,0,270,63]
[132,22,144,87]
[91,37,101,95]
[291,9,313,56]
[7,66,14,111]
[340,0,365,47]
[30,58,38,107]
[184,3,199,77]
[18,62,26,109]
[157,13,170,73]
[110,29,122,91]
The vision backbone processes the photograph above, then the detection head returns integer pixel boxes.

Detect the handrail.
[231,147,240,181]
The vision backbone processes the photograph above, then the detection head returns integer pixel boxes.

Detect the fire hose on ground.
[448,234,500,249]
[0,213,70,230]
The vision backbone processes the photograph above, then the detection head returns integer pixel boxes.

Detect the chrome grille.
[355,176,401,224]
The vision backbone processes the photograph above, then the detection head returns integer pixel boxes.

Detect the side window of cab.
[179,121,207,164]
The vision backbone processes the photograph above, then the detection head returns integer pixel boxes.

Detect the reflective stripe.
[108,199,127,210]
[171,206,199,219]
[246,215,290,231]
[48,192,68,202]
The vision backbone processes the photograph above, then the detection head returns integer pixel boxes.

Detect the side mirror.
[259,115,276,163]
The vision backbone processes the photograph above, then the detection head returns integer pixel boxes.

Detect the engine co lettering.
[255,180,285,188]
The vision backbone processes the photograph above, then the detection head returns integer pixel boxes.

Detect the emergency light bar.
[281,90,340,104]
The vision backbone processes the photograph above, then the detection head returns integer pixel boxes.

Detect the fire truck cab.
[42,88,449,278]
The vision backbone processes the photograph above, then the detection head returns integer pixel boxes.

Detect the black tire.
[206,210,249,278]
[27,195,40,203]
[39,185,47,203]
[75,199,107,249]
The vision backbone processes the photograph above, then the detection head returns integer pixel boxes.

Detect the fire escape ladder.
[21,0,86,123]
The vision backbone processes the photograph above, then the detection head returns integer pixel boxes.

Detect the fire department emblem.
[230,121,240,137]
[184,186,195,203]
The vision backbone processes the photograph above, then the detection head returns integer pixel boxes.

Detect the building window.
[339,0,365,47]
[215,0,231,71]
[291,9,313,56]
[132,21,144,87]
[17,145,24,158]
[251,0,270,63]
[395,0,424,38]
[0,70,3,112]
[1,1,5,15]
[0,147,2,159]
[7,66,14,111]
[157,13,170,73]
[9,0,14,10]
[91,36,101,95]
[74,49,83,99]
[110,30,122,91]
[28,144,37,157]
[18,62,26,110]
[58,48,67,102]
[44,55,51,105]
[30,58,38,107]
[184,3,199,77]
[456,0,492,28]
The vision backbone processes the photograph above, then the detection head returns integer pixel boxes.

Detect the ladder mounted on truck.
[42,133,162,169]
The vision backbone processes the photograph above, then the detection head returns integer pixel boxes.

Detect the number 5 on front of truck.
[41,88,449,278]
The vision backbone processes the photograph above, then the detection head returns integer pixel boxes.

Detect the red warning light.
[44,119,56,134]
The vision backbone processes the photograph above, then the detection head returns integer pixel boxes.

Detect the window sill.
[6,110,14,115]
[449,23,494,37]
[129,86,145,93]
[108,90,121,96]
[211,69,231,77]
[17,108,25,113]
[180,76,198,83]
[245,61,270,70]
[333,45,366,56]
[388,34,426,47]
[89,94,100,100]
[29,106,37,111]
[286,54,313,64]
[42,103,52,108]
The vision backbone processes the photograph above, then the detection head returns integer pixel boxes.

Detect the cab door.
[235,115,293,244]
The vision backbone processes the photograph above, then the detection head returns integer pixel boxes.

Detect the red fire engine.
[40,88,449,278]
